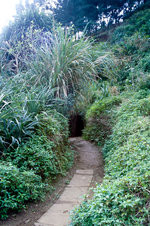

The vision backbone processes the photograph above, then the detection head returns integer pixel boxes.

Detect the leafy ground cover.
[0,162,47,219]
[83,96,122,146]
[71,92,150,226]
[0,109,74,220]
[71,7,150,226]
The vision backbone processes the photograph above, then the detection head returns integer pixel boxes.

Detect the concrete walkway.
[35,137,103,226]
[35,169,93,226]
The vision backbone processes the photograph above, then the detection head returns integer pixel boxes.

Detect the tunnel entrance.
[69,114,85,137]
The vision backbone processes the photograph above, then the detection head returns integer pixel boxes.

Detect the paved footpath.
[35,169,93,226]
[35,137,103,226]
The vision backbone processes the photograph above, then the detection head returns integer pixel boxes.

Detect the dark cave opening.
[69,114,85,137]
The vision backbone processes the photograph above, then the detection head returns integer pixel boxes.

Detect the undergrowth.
[71,92,150,225]
[71,8,150,225]
[0,3,150,223]
[0,162,47,220]
[83,96,122,146]
[0,110,74,220]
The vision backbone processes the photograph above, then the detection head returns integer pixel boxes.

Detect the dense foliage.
[0,4,97,219]
[0,1,99,217]
[0,0,149,223]
[0,105,73,219]
[89,9,150,89]
[83,96,122,145]
[111,8,150,42]
[71,8,150,226]
[53,0,148,32]
[0,162,47,219]
[71,92,150,225]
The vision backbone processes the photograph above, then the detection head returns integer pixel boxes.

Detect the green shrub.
[71,94,150,225]
[83,96,122,146]
[111,24,135,43]
[0,103,73,219]
[37,111,74,175]
[105,135,150,177]
[10,135,73,179]
[111,9,150,43]
[108,8,150,88]
[136,73,150,90]
[137,53,150,72]
[0,162,47,220]
[85,96,122,119]
[38,110,69,142]
[2,110,74,180]
[11,136,58,179]
[71,172,149,226]
[125,70,150,91]
[133,89,150,99]
[113,33,150,58]
[116,96,150,117]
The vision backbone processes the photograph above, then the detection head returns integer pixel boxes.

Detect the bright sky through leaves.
[0,0,56,33]
[0,0,33,33]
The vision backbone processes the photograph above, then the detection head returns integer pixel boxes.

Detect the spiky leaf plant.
[27,25,96,98]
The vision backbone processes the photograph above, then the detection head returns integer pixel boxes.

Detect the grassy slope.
[71,8,150,226]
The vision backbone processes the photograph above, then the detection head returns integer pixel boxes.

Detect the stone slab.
[67,174,93,187]
[35,223,52,226]
[76,169,93,175]
[36,202,80,226]
[36,204,73,226]
[35,212,70,226]
[42,202,78,215]
[59,186,88,202]
[35,170,93,226]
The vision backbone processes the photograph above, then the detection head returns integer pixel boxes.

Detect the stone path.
[35,138,103,226]
[35,169,93,226]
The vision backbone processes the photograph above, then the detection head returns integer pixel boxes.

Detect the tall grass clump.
[0,23,97,153]
[19,25,96,98]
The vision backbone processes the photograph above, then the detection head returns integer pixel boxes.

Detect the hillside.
[0,3,149,225]
[70,8,150,226]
